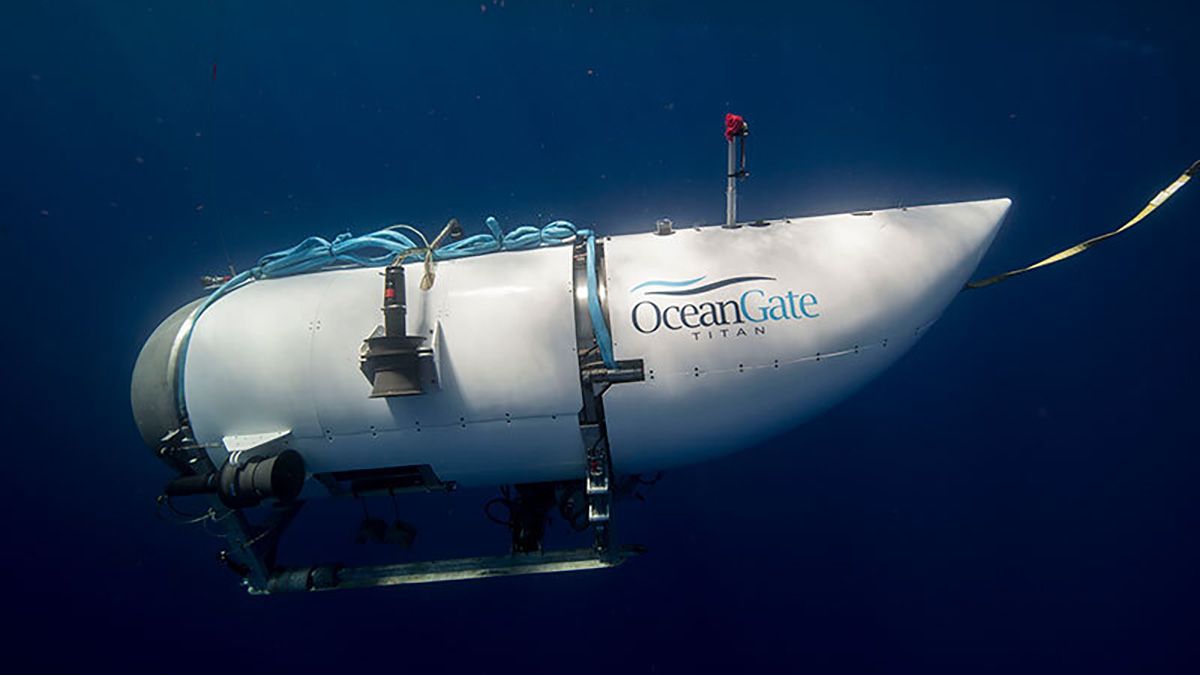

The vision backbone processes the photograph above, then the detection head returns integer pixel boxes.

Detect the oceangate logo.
[629,275,820,340]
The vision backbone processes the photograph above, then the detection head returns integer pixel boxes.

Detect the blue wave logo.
[631,275,776,297]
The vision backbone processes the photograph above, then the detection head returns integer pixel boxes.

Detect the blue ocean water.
[3,1,1198,671]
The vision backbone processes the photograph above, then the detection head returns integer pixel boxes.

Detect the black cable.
[200,0,235,275]
[732,132,748,179]
[483,496,514,526]
[155,494,211,524]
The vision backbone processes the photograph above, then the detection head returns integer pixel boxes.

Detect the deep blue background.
[3,1,1198,672]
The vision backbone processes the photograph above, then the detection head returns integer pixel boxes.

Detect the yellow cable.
[966,160,1199,290]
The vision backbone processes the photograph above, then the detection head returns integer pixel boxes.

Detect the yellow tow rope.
[966,160,1199,290]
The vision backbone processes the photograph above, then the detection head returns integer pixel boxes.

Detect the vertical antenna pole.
[726,138,738,227]
[723,113,748,228]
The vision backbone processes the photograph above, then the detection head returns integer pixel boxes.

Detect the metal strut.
[572,236,644,558]
[155,425,292,591]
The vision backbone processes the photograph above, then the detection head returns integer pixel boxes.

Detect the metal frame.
[263,546,642,593]
[154,235,645,594]
[156,427,277,590]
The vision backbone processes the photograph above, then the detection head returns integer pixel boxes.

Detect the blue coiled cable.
[176,217,616,414]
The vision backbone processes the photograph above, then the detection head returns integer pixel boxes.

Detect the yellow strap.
[965,160,1199,290]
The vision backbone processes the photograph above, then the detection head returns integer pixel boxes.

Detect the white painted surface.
[602,199,1010,472]
[184,246,585,485]
[179,199,1009,486]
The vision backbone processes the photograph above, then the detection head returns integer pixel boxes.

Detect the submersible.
[132,115,1012,592]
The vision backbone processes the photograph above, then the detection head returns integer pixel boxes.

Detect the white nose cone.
[822,197,1012,338]
[601,198,1011,472]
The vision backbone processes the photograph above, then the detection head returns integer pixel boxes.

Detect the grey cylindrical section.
[725,139,737,227]
[130,298,203,448]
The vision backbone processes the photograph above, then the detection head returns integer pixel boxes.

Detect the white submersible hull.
[134,199,1010,490]
[130,197,1010,590]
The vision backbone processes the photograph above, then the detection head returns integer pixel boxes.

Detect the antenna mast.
[724,113,749,228]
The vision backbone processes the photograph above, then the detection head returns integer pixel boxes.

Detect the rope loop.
[176,215,617,407]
